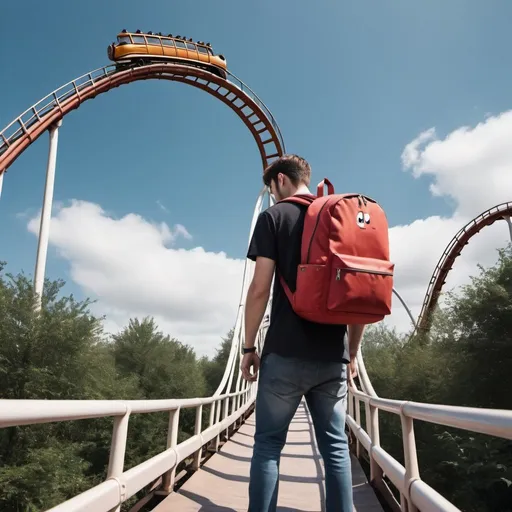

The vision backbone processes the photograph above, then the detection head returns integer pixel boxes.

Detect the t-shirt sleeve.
[247,211,277,262]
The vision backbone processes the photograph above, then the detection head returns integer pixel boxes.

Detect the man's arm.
[347,324,365,379]
[241,211,276,381]
[244,256,275,350]
[348,324,365,360]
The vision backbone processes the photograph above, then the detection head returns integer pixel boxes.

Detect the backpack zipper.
[336,266,393,280]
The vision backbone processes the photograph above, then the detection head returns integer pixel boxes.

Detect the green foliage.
[0,440,92,511]
[0,262,234,511]
[201,327,234,396]
[2,244,509,511]
[0,269,103,401]
[361,245,512,512]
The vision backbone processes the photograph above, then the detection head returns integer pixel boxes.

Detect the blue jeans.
[248,353,352,511]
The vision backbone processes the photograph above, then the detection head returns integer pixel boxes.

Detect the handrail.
[0,390,248,428]
[349,387,512,436]
[347,372,512,512]
[0,387,254,512]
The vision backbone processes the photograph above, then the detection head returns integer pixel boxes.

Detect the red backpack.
[279,178,394,325]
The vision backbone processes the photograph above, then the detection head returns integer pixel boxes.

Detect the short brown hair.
[263,154,311,187]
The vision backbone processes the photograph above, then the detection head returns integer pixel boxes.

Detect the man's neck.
[291,184,312,196]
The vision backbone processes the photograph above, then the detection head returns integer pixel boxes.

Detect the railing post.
[355,398,361,458]
[214,399,221,451]
[107,408,130,511]
[229,395,237,435]
[222,396,229,441]
[401,412,420,512]
[209,401,216,427]
[369,403,383,485]
[348,390,354,419]
[162,407,180,494]
[235,393,242,428]
[364,402,372,439]
[237,392,244,428]
[192,405,203,471]
[206,401,216,453]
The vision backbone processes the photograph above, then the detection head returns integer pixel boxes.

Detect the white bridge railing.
[2,187,510,512]
[347,351,512,512]
[1,390,255,512]
[0,187,273,512]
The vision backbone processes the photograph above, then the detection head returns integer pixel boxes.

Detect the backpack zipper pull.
[336,268,341,280]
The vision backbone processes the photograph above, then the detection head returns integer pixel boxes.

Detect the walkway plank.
[154,401,383,511]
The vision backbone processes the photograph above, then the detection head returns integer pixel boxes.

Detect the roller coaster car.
[107,31,227,79]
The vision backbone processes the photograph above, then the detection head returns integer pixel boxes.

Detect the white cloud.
[400,112,512,217]
[388,111,512,332]
[27,201,244,357]
[25,110,512,356]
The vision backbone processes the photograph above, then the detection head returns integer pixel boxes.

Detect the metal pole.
[0,172,4,199]
[34,120,61,310]
[393,287,417,328]
[107,409,130,511]
[505,216,512,243]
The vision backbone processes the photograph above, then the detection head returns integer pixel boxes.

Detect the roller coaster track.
[0,63,285,174]
[0,59,283,404]
[417,201,512,332]
[1,57,512,512]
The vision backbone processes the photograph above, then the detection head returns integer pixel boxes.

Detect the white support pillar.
[0,171,4,199]
[393,287,416,328]
[34,120,61,310]
[505,216,512,243]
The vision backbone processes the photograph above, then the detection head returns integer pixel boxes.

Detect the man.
[241,154,365,512]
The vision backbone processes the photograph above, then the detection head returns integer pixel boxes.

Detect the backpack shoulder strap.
[275,194,316,304]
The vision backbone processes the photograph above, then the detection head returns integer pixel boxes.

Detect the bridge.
[1,53,512,512]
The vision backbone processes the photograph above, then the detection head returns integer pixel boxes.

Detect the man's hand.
[241,352,261,382]
[347,324,365,362]
[349,358,358,380]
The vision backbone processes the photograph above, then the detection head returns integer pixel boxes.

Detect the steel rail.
[417,201,512,331]
[0,63,285,174]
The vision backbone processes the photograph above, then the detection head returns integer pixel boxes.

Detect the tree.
[0,264,124,511]
[0,262,240,511]
[201,328,234,396]
[361,245,512,512]
[442,245,512,409]
[110,316,208,469]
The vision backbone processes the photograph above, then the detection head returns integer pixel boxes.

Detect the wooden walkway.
[155,402,383,511]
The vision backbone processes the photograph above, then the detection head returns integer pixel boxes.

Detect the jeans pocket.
[262,354,302,397]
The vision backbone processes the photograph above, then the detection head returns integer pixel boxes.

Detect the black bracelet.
[242,347,257,354]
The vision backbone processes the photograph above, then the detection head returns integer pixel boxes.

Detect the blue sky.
[1,0,512,344]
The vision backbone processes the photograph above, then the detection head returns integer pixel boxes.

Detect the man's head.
[262,154,311,201]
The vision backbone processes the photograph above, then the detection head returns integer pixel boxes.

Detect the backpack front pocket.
[327,253,394,316]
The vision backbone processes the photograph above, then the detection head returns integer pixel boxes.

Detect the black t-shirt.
[247,200,349,363]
